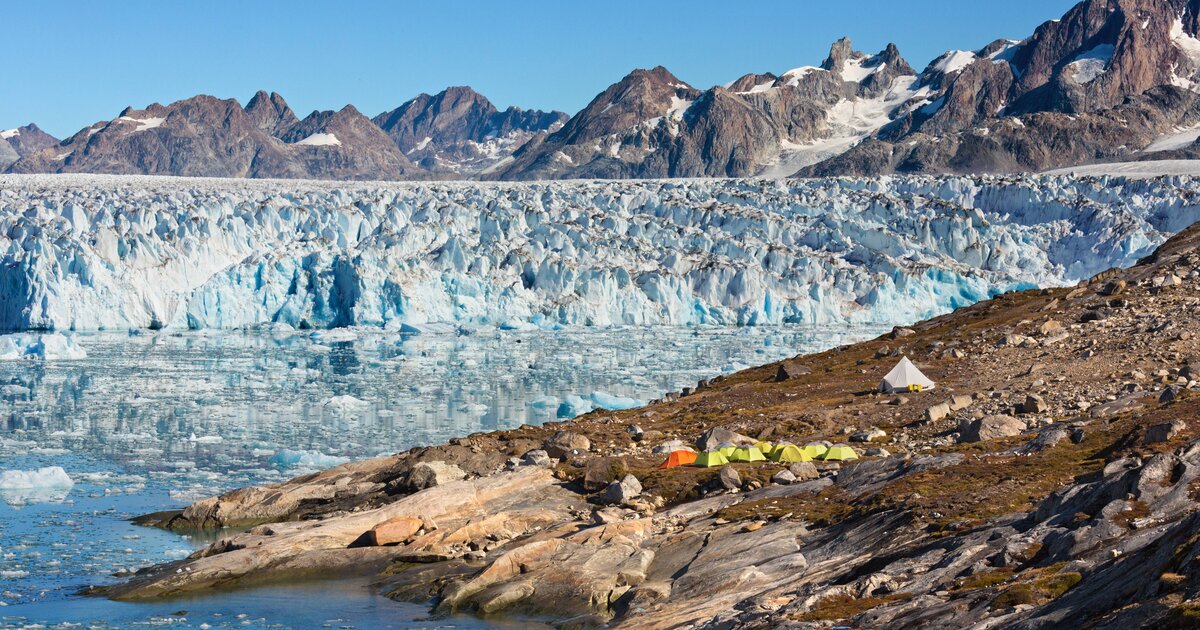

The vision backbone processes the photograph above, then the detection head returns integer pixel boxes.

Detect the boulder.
[1145,420,1187,445]
[583,457,628,492]
[405,461,468,491]
[772,470,797,485]
[544,432,591,459]
[788,462,819,480]
[717,466,742,490]
[601,474,642,505]
[521,450,554,468]
[948,395,974,412]
[1099,280,1126,296]
[851,428,887,443]
[362,516,423,546]
[959,415,1026,443]
[1160,387,1180,404]
[1038,320,1064,336]
[1019,394,1047,415]
[926,402,952,423]
[697,427,753,452]
[775,362,812,382]
[865,447,892,457]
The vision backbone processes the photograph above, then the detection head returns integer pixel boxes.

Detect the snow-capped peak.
[0,128,20,140]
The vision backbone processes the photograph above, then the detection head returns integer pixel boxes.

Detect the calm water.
[0,325,885,628]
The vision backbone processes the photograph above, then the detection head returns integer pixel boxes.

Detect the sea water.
[0,325,885,628]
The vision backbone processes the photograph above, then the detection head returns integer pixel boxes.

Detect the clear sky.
[4,0,1080,138]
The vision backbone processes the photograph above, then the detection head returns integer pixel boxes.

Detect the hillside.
[103,217,1200,628]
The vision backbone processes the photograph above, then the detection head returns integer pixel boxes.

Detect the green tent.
[728,446,766,463]
[754,441,773,454]
[821,445,859,461]
[693,451,731,467]
[801,444,829,460]
[717,442,737,457]
[770,444,811,463]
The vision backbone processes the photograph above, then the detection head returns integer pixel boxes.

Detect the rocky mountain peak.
[822,37,858,72]
[371,86,566,176]
[245,91,299,137]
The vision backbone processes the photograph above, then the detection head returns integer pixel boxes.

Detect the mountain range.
[7,0,1200,180]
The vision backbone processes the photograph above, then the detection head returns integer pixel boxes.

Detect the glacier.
[1,173,1199,332]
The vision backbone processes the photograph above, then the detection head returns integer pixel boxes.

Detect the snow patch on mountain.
[294,133,342,147]
[932,50,977,75]
[118,116,166,132]
[1067,44,1115,84]
[0,173,1197,333]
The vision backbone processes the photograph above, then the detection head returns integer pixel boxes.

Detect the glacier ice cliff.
[0,173,1198,332]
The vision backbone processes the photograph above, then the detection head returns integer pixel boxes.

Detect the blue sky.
[4,0,1079,138]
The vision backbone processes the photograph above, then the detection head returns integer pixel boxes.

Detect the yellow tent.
[770,444,811,463]
[728,446,766,463]
[753,441,773,454]
[717,443,737,457]
[821,445,859,461]
[801,444,829,460]
[693,451,730,467]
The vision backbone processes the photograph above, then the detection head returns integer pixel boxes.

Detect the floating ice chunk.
[324,394,369,415]
[269,449,350,470]
[528,395,560,409]
[0,466,74,506]
[311,329,358,343]
[557,395,595,419]
[0,333,88,360]
[590,391,646,411]
[187,433,224,444]
[0,466,74,489]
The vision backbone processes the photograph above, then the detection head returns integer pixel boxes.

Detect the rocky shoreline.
[102,223,1200,628]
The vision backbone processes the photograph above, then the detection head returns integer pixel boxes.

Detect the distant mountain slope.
[802,0,1200,175]
[0,124,59,169]
[8,0,1200,180]
[372,86,566,176]
[496,44,929,180]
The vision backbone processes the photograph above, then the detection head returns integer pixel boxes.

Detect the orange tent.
[659,450,698,469]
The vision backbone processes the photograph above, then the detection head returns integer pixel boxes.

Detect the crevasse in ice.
[1,173,1196,332]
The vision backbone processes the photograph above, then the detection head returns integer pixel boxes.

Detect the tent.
[801,444,829,460]
[717,442,738,457]
[880,356,936,394]
[693,451,730,467]
[770,444,812,463]
[754,441,774,454]
[821,445,859,461]
[659,450,698,469]
[728,446,766,463]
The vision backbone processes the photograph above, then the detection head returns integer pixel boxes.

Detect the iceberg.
[557,395,595,419]
[268,449,351,470]
[590,391,647,411]
[0,466,74,506]
[0,333,88,360]
[0,173,1198,332]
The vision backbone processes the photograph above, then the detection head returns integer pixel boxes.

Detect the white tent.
[880,356,936,393]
